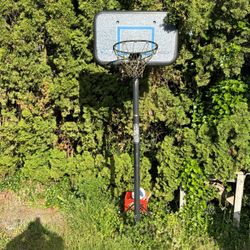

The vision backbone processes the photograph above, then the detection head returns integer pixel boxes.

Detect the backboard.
[94,11,178,66]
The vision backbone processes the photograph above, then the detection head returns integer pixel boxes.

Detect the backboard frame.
[94,11,178,66]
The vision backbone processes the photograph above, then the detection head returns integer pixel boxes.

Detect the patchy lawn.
[0,191,65,250]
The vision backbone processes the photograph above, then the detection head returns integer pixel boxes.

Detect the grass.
[0,175,249,250]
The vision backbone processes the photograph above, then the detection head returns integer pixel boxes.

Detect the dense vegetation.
[0,0,250,248]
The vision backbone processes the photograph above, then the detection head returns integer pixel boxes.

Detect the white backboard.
[94,11,178,65]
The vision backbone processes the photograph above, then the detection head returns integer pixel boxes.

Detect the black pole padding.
[133,77,140,223]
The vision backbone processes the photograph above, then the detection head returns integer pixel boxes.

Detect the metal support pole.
[133,77,140,223]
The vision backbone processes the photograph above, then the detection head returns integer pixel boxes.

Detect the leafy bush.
[0,0,250,246]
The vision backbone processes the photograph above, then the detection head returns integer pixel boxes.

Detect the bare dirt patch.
[0,191,64,232]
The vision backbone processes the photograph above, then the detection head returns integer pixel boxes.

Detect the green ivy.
[180,159,215,235]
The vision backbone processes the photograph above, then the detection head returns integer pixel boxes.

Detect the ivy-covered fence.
[0,0,250,215]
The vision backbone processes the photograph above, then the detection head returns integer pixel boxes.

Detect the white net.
[113,40,158,78]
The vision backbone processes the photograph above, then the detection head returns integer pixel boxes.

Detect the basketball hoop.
[113,40,158,78]
[113,40,158,222]
[95,11,178,223]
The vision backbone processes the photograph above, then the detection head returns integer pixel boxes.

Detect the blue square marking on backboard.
[117,26,155,51]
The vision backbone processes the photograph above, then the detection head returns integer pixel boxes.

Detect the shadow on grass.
[207,203,250,250]
[5,218,64,250]
[207,177,250,250]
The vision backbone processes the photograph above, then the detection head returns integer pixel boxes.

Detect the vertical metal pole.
[133,77,140,223]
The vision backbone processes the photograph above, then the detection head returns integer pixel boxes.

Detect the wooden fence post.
[233,171,246,227]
